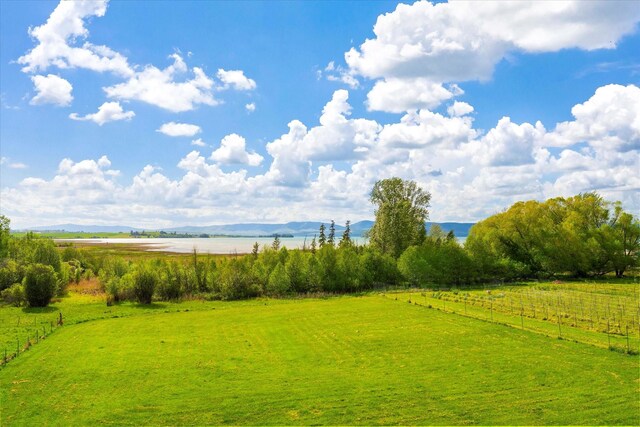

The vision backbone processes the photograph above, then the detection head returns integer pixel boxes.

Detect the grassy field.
[386,280,640,352]
[1,292,638,425]
[0,281,231,361]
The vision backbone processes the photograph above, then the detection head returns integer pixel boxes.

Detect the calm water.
[59,236,367,254]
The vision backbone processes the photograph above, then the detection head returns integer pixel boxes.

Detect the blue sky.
[1,0,639,228]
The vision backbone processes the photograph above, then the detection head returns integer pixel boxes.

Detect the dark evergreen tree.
[319,224,326,247]
[328,220,336,246]
[340,220,352,248]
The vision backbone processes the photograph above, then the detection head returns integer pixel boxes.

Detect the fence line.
[1,312,63,367]
[381,291,639,355]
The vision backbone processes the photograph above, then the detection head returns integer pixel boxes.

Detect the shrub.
[1,283,26,306]
[32,240,61,272]
[285,251,308,293]
[0,259,23,291]
[398,246,430,286]
[217,258,258,300]
[24,263,57,307]
[157,262,185,301]
[336,246,362,292]
[267,262,290,296]
[61,246,83,263]
[57,262,72,296]
[133,266,157,304]
[305,255,322,292]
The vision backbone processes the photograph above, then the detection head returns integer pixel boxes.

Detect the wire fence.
[1,312,64,367]
[382,286,639,355]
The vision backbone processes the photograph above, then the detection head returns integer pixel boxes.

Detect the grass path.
[1,296,638,425]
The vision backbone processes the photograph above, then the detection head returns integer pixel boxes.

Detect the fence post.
[607,319,611,348]
[626,325,630,353]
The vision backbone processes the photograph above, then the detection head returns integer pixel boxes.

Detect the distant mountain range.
[20,221,475,237]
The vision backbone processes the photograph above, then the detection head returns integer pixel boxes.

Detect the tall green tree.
[328,220,336,246]
[267,262,290,296]
[339,220,352,248]
[32,239,62,273]
[0,215,10,259]
[369,178,431,258]
[310,236,317,254]
[466,193,639,278]
[318,224,326,247]
[606,205,640,277]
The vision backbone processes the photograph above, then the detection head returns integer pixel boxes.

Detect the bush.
[133,266,157,304]
[285,251,308,293]
[267,262,290,296]
[105,273,136,303]
[57,262,72,296]
[1,283,26,306]
[217,258,258,300]
[32,240,61,272]
[398,246,430,286]
[24,263,57,307]
[0,259,23,291]
[157,262,185,301]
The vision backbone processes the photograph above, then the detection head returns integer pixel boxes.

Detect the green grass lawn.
[0,289,249,359]
[387,281,640,352]
[1,296,638,425]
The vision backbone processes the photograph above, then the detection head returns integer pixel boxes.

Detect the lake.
[58,236,367,254]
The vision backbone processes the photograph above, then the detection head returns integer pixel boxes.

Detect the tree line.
[0,178,638,307]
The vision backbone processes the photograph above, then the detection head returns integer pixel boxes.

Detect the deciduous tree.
[369,178,431,258]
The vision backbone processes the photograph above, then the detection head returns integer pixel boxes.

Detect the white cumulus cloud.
[549,84,640,153]
[0,157,28,169]
[18,0,133,77]
[210,134,263,166]
[191,138,207,147]
[448,101,474,117]
[104,54,218,113]
[157,122,202,137]
[18,2,257,115]
[345,1,640,113]
[69,101,135,125]
[2,84,639,228]
[367,78,462,113]
[30,74,73,106]
[217,69,257,91]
